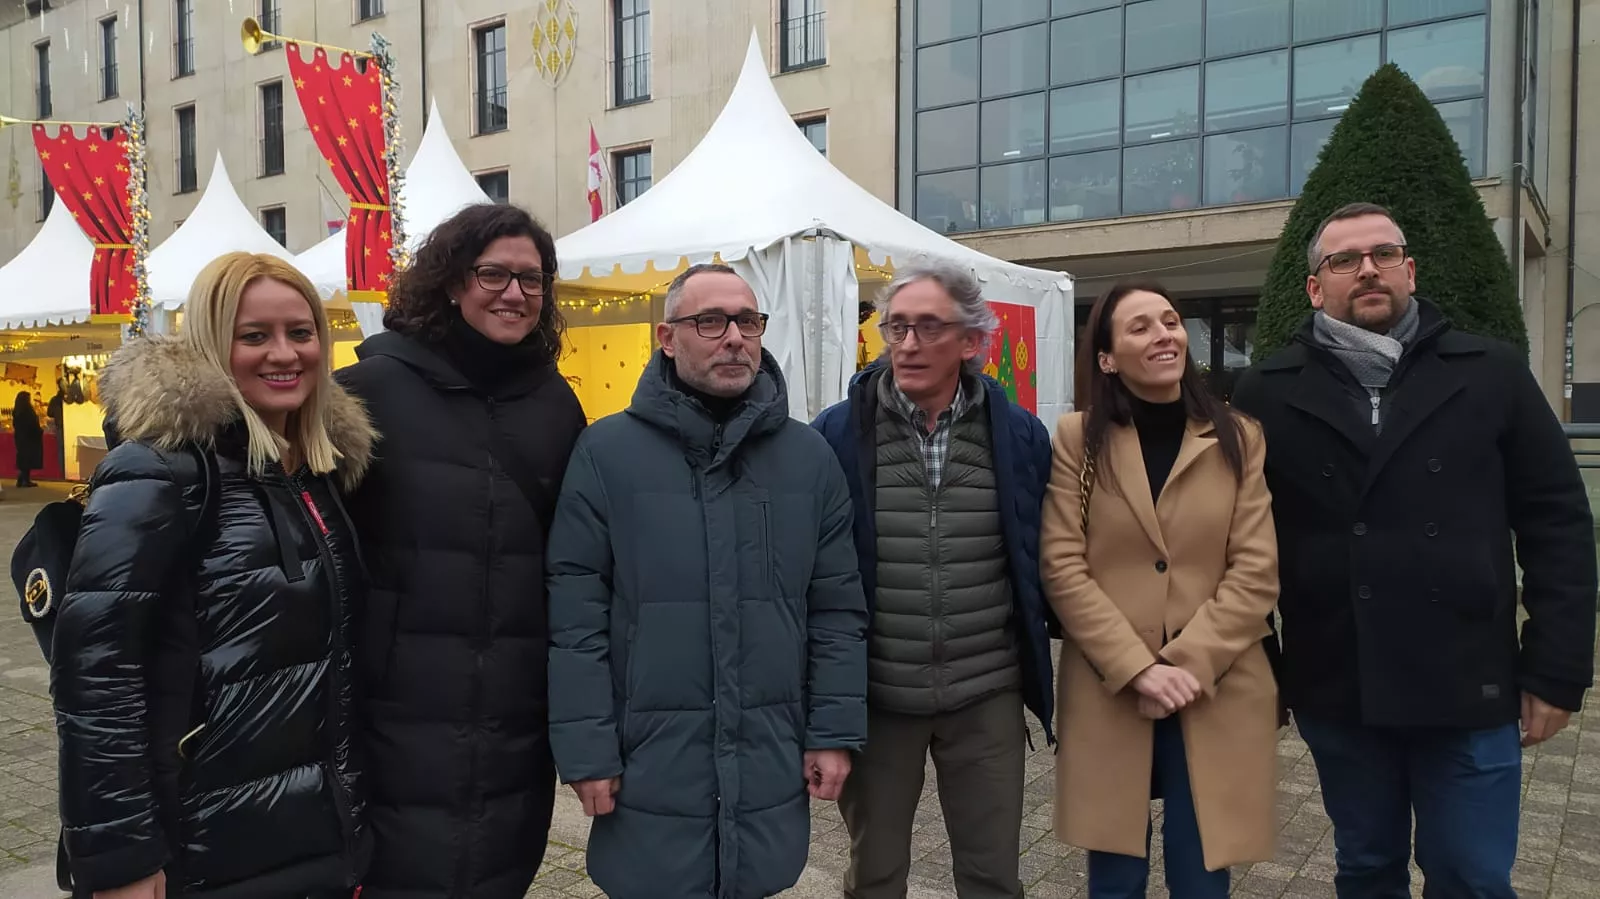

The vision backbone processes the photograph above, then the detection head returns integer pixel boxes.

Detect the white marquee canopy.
[0,198,95,331]
[556,32,1074,423]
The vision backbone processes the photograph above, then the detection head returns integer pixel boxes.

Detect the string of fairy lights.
[120,106,152,338]
[370,33,410,278]
[554,261,897,315]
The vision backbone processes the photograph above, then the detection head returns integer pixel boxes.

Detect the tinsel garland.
[120,105,152,338]
[370,32,409,282]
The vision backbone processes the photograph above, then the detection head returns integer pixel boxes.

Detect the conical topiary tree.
[1251,63,1525,362]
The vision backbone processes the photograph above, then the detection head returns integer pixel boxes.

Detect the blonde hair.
[181,251,342,478]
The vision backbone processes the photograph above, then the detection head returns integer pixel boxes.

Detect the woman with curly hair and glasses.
[336,203,587,899]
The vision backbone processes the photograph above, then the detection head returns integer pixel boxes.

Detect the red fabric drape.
[31,125,137,322]
[285,45,394,302]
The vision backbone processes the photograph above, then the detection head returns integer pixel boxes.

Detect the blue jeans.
[1087,715,1229,899]
[1296,714,1521,899]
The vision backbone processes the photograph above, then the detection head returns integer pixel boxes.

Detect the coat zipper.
[278,468,358,867]
[456,396,497,892]
[1369,393,1381,426]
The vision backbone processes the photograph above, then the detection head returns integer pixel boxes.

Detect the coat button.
[1352,522,1367,536]
[1424,522,1438,537]
[1428,458,1442,472]
[1321,463,1335,478]
[1155,560,1168,573]
[1357,585,1372,599]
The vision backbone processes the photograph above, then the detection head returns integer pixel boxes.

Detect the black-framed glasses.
[472,264,550,297]
[1317,244,1408,275]
[667,311,770,339]
[878,318,962,345]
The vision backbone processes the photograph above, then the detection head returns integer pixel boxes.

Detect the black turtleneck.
[1129,394,1187,500]
[668,362,741,423]
[437,313,549,392]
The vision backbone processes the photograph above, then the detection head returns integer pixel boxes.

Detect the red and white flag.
[587,122,606,222]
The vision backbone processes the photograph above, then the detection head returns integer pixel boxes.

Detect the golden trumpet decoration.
[0,114,122,132]
[241,16,373,58]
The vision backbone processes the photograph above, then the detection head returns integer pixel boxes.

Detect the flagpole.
[590,117,616,214]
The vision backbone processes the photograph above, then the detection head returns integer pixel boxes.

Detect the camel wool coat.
[1040,411,1280,871]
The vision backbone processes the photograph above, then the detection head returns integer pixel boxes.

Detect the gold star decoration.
[347,117,359,129]
[348,212,357,224]
[88,143,99,153]
[364,247,371,257]
[39,151,50,161]
[337,136,349,147]
[93,177,105,186]
[115,163,128,173]
[80,190,92,200]
[318,95,327,105]
[379,230,389,240]
[368,103,379,115]
[94,252,103,262]
[295,77,305,89]
[343,76,353,87]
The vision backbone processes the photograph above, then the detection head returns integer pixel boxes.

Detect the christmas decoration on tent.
[982,301,1037,413]
[242,16,407,304]
[121,107,153,337]
[2,110,147,329]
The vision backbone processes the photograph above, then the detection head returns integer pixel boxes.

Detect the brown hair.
[1076,278,1246,489]
[383,203,567,359]
[1307,201,1407,272]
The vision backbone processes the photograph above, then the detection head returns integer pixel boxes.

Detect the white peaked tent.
[0,199,96,330]
[557,32,1074,424]
[147,152,298,309]
[296,99,491,333]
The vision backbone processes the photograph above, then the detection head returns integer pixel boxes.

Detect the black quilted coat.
[51,336,377,898]
[336,327,587,899]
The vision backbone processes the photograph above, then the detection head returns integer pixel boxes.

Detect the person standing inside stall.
[13,391,43,487]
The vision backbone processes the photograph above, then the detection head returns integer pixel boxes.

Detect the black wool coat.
[1232,301,1597,729]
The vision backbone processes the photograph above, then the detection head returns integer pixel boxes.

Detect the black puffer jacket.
[336,328,587,899]
[52,336,377,898]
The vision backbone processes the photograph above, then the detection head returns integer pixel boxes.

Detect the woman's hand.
[1130,663,1201,714]
[94,871,166,899]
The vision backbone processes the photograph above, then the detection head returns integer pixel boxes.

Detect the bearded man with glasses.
[546,263,868,899]
[812,259,1057,899]
[1233,201,1596,898]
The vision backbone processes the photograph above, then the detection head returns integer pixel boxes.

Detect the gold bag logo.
[23,567,53,620]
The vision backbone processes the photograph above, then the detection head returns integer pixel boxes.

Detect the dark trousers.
[1087,715,1229,899]
[838,689,1026,899]
[1296,714,1521,899]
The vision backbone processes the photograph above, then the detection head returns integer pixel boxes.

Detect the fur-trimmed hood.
[97,335,377,490]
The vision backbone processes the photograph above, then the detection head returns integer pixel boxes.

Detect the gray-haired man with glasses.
[546,263,869,899]
[813,259,1057,899]
[1233,202,1596,897]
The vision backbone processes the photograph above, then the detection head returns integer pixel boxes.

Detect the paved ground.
[1,484,1598,898]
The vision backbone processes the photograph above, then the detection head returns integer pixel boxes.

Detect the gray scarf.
[1311,298,1420,389]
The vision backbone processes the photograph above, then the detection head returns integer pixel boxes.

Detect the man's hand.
[1137,694,1173,720]
[95,871,165,899]
[803,749,851,801]
[1522,692,1573,747]
[1130,663,1201,714]
[571,777,621,816]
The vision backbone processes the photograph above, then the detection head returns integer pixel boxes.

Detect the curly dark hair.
[383,203,567,358]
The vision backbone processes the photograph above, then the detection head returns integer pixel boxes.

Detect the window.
[260,81,285,177]
[35,42,51,119]
[905,0,1488,231]
[100,18,118,100]
[174,0,194,77]
[357,0,385,21]
[258,0,282,50]
[474,23,508,135]
[176,105,198,194]
[476,170,510,203]
[614,0,651,105]
[781,0,826,71]
[614,148,652,206]
[261,206,287,248]
[38,168,53,222]
[797,117,827,155]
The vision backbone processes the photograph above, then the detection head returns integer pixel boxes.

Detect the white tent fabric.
[0,199,95,330]
[296,98,492,314]
[147,153,298,309]
[556,32,1075,424]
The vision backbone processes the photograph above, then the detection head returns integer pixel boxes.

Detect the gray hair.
[875,259,998,375]
[1307,201,1408,273]
[664,262,742,319]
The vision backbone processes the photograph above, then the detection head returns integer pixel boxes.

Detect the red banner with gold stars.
[285,44,394,302]
[31,124,137,322]
[983,301,1037,413]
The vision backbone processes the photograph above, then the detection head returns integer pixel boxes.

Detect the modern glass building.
[895,0,1590,406]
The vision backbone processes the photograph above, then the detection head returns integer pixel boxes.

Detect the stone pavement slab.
[1,485,1597,898]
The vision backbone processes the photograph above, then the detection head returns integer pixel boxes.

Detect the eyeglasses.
[1317,244,1408,275]
[667,311,770,339]
[472,265,550,297]
[878,318,962,345]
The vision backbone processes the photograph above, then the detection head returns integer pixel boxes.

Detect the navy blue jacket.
[812,362,1056,743]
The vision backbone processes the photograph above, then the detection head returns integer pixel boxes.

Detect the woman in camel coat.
[1040,280,1280,898]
